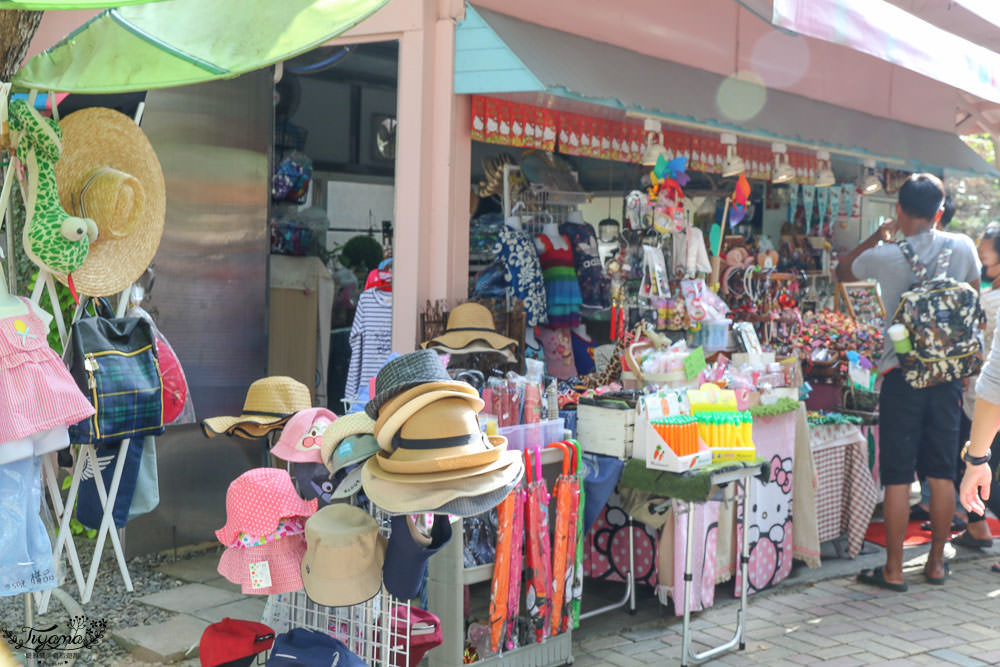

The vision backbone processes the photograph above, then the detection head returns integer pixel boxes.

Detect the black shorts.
[878,369,962,486]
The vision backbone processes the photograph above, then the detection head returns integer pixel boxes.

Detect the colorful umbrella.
[523,447,552,643]
[547,441,580,636]
[568,439,586,629]
[488,490,515,655]
[504,487,526,651]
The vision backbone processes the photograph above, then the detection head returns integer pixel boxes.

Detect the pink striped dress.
[0,298,94,444]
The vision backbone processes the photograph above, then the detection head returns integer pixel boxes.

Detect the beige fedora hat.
[422,302,518,355]
[368,436,510,483]
[54,107,165,297]
[361,449,524,515]
[376,397,503,473]
[374,382,483,452]
[300,504,386,607]
[202,376,312,439]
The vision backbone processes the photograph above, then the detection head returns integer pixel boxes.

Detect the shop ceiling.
[456,5,995,178]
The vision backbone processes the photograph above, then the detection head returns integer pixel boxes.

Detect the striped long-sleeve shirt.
[345,288,393,402]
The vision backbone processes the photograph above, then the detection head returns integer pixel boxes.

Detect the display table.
[620,459,768,666]
[810,423,879,557]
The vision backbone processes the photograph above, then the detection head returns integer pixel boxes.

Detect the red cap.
[200,618,276,667]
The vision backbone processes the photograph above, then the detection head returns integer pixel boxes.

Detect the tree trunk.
[0,10,43,81]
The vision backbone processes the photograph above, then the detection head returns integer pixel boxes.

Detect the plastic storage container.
[704,319,732,351]
[497,418,565,452]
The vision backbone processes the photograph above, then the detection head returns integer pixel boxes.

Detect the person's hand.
[876,219,899,243]
[960,462,993,515]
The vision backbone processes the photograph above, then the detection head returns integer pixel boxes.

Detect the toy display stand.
[620,458,766,666]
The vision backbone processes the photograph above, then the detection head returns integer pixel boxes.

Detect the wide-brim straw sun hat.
[422,302,517,356]
[361,449,524,516]
[366,349,458,419]
[202,376,312,439]
[373,382,483,452]
[54,107,166,297]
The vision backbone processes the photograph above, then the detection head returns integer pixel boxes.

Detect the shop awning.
[12,0,388,94]
[456,5,997,177]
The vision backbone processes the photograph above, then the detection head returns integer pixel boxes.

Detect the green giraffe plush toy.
[8,99,97,297]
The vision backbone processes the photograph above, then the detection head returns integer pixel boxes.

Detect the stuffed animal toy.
[8,100,97,298]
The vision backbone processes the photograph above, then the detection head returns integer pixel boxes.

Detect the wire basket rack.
[261,508,412,666]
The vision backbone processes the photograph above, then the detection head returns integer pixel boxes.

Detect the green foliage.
[949,135,1000,242]
[336,235,383,282]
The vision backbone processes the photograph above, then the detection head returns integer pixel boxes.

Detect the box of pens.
[642,415,713,473]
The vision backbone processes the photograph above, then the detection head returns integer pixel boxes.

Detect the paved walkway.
[573,553,1000,666]
[90,546,1000,666]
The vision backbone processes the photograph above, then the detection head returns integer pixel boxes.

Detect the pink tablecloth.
[810,423,879,557]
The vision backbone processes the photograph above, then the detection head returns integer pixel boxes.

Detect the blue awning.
[455,5,997,177]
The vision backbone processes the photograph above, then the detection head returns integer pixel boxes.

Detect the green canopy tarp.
[0,1,159,7]
[13,0,388,93]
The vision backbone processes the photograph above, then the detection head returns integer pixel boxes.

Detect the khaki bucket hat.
[300,504,386,607]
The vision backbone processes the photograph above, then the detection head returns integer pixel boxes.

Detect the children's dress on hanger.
[493,226,548,327]
[345,287,393,403]
[0,297,95,464]
[0,454,57,596]
[535,234,582,328]
[559,221,610,309]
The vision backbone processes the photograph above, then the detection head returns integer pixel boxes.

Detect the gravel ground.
[0,536,220,665]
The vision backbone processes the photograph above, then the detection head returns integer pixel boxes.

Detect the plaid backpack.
[892,237,984,389]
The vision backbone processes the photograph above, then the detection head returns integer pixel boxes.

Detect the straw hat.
[300,505,386,607]
[202,377,312,439]
[374,397,504,474]
[422,303,518,357]
[366,349,455,418]
[362,449,523,516]
[373,382,482,452]
[54,107,166,297]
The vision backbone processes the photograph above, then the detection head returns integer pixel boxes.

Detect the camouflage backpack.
[892,238,984,389]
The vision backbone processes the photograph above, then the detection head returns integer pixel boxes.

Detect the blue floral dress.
[494,226,548,326]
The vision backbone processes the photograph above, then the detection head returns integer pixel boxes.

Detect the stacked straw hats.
[421,302,518,362]
[361,350,524,516]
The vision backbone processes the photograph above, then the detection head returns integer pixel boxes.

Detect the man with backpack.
[836,173,982,591]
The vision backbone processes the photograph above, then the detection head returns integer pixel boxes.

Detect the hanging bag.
[67,298,166,446]
[892,237,985,389]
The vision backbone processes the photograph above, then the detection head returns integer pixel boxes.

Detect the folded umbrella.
[504,487,526,651]
[523,447,552,643]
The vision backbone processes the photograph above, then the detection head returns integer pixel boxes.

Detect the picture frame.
[836,281,885,326]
